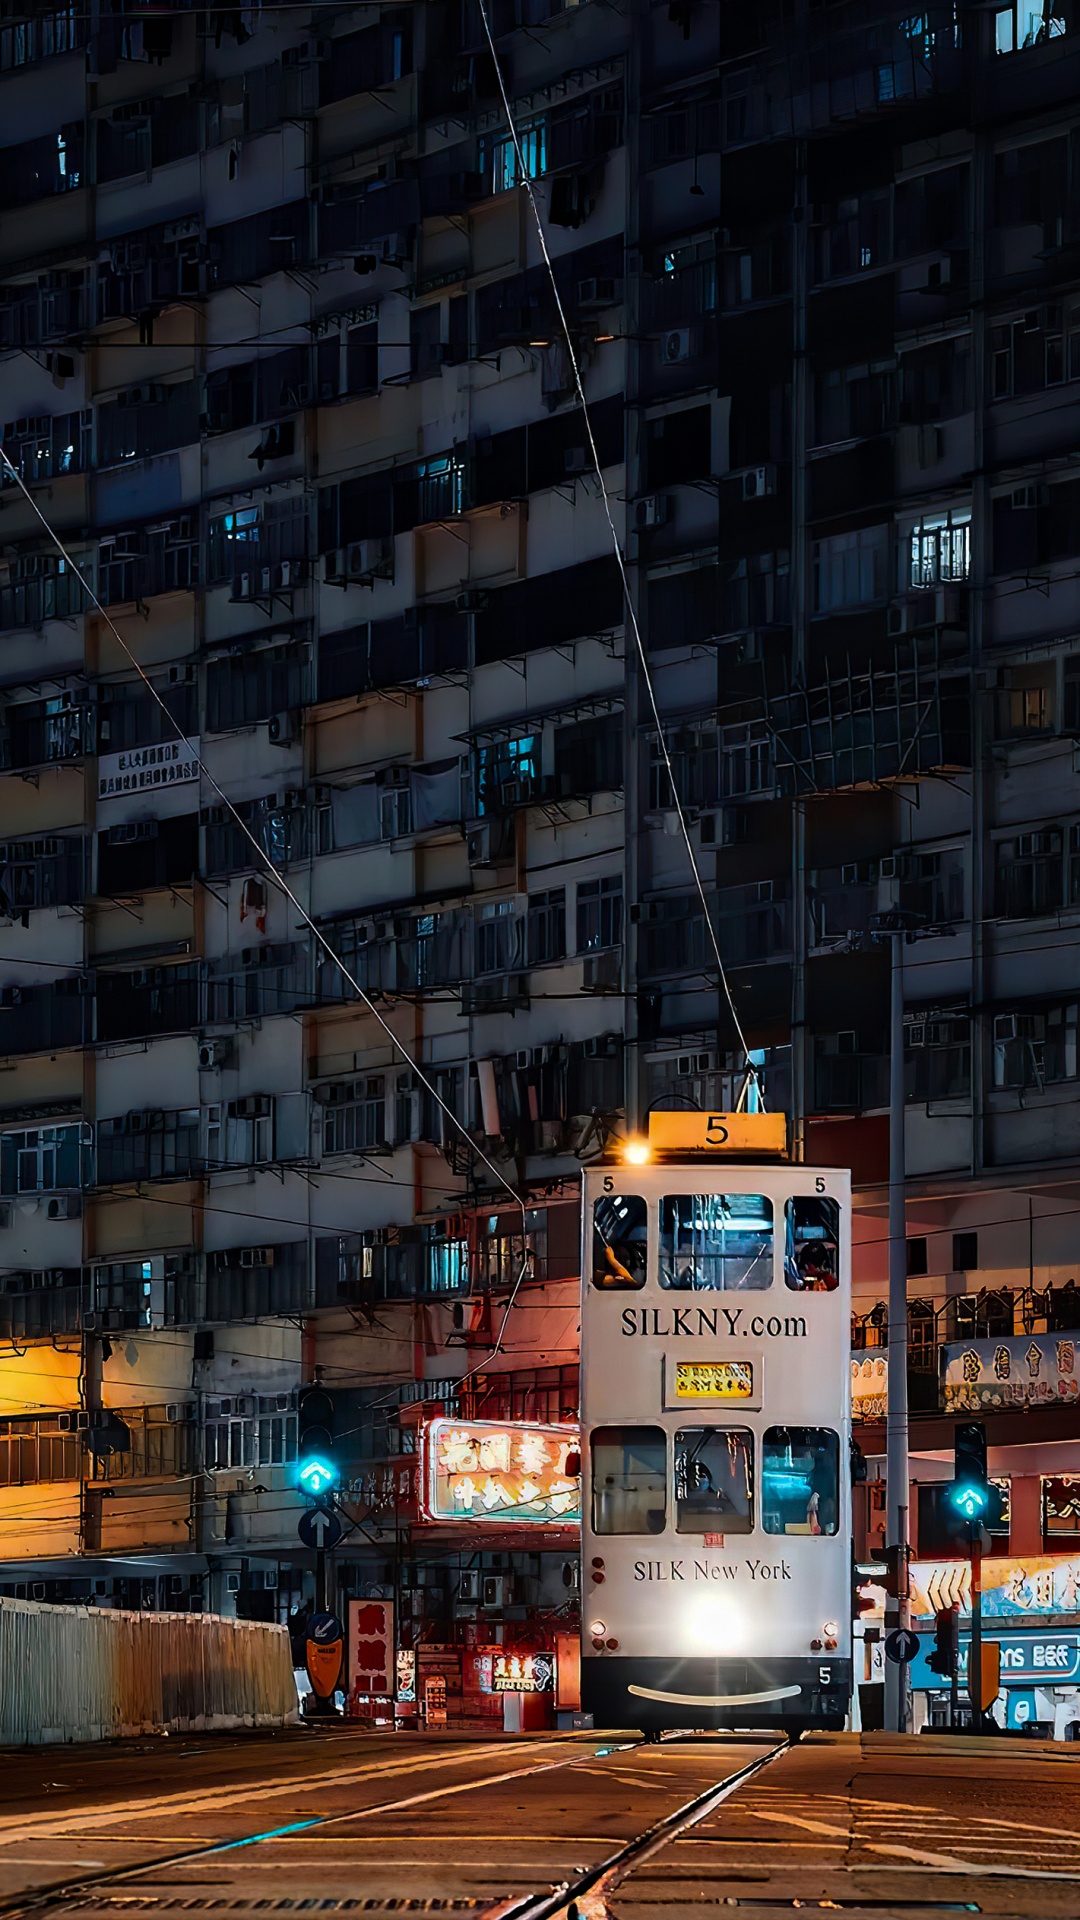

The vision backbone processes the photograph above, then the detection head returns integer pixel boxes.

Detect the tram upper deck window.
[784,1197,840,1291]
[675,1427,753,1534]
[659,1194,772,1290]
[591,1424,666,1534]
[762,1426,839,1536]
[592,1194,647,1289]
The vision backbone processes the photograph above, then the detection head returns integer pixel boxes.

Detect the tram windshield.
[592,1194,648,1288]
[761,1426,839,1535]
[674,1427,753,1533]
[659,1193,772,1289]
[784,1197,840,1291]
[591,1425,666,1533]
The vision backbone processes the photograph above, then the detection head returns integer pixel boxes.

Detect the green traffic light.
[949,1480,988,1520]
[298,1456,338,1496]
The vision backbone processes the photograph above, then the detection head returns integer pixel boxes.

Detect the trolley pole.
[884,925,911,1734]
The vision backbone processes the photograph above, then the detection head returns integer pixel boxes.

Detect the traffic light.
[949,1420,1003,1523]
[298,1385,339,1497]
[880,1541,908,1600]
[926,1604,959,1676]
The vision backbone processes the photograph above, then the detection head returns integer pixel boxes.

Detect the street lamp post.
[882,921,911,1736]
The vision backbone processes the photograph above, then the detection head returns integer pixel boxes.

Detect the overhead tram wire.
[0,446,535,1370]
[474,0,760,1106]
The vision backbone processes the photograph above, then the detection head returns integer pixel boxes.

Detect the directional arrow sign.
[884,1627,920,1666]
[297,1505,342,1551]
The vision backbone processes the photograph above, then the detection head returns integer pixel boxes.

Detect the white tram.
[580,1111,852,1732]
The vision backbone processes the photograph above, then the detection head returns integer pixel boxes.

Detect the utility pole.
[882,922,910,1734]
[969,1522,983,1729]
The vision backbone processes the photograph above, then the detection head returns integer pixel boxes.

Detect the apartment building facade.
[1,0,1080,1691]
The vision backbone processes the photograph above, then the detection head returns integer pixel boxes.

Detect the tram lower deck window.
[660,1194,772,1289]
[675,1427,753,1534]
[762,1426,839,1535]
[591,1424,666,1533]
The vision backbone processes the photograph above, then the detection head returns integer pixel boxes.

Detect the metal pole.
[969,1525,983,1728]
[884,929,910,1733]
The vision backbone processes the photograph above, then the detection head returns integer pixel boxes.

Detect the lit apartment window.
[0,1122,89,1195]
[995,1,1067,51]
[484,118,547,194]
[909,511,971,588]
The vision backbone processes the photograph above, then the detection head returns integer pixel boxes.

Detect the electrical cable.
[474,0,758,1105]
[0,444,535,1381]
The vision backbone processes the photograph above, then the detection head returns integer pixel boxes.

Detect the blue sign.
[909,1628,1080,1690]
[884,1628,920,1665]
[1006,1689,1041,1731]
[297,1506,343,1551]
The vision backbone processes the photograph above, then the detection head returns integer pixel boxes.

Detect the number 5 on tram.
[580,1110,852,1732]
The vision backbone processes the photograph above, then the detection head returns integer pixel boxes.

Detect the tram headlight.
[688,1591,746,1652]
[588,1620,606,1638]
[622,1137,652,1166]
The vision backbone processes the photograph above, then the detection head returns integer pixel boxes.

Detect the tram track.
[0,1734,643,1920]
[483,1736,793,1920]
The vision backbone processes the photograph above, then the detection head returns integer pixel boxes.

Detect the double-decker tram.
[580,1110,852,1732]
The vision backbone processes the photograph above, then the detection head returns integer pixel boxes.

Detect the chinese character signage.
[674,1361,753,1401]
[909,1554,1080,1621]
[491,1651,555,1694]
[395,1647,416,1703]
[850,1353,887,1420]
[942,1333,1079,1412]
[422,1418,580,1525]
[347,1598,394,1696]
[98,739,201,799]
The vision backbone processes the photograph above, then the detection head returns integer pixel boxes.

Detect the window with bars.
[96,1110,200,1184]
[0,1420,79,1486]
[476,899,524,975]
[995,828,1064,917]
[481,117,547,195]
[91,1409,197,1483]
[905,1013,971,1100]
[203,1397,297,1471]
[319,1078,387,1155]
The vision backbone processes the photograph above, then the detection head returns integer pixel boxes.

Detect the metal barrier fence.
[0,1598,299,1744]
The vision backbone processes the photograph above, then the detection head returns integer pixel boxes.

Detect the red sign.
[348,1599,394,1695]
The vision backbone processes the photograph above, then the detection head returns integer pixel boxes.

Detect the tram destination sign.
[672,1360,754,1402]
[647,1111,788,1155]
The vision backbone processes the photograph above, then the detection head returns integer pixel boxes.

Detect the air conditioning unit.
[935,585,965,626]
[886,603,912,637]
[46,1196,79,1221]
[57,1410,92,1433]
[577,276,623,308]
[481,1574,511,1609]
[994,1014,1018,1042]
[168,663,196,685]
[268,709,300,746]
[457,1570,481,1602]
[466,820,511,867]
[326,538,394,585]
[925,254,952,289]
[273,560,304,590]
[582,948,621,993]
[634,494,670,530]
[226,1572,241,1595]
[661,327,696,364]
[231,572,255,601]
[378,765,410,789]
[239,1246,274,1268]
[231,1096,271,1120]
[198,1038,231,1071]
[740,464,776,501]
[455,587,489,613]
[165,1403,194,1424]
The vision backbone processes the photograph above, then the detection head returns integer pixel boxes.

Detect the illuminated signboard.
[491,1651,555,1694]
[422,1418,580,1525]
[674,1361,753,1401]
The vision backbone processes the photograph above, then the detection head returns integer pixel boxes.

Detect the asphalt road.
[0,1727,1077,1917]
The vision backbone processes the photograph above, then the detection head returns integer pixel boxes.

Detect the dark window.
[345,322,379,395]
[474,557,622,665]
[592,1194,647,1289]
[577,876,623,953]
[554,715,622,796]
[675,1427,753,1534]
[906,1236,928,1277]
[952,1231,978,1273]
[647,567,721,649]
[97,381,199,466]
[659,1194,772,1290]
[784,1197,839,1291]
[591,1425,666,1534]
[762,1426,839,1536]
[206,643,312,730]
[527,889,566,966]
[644,406,712,489]
[995,829,1063,917]
[97,814,198,894]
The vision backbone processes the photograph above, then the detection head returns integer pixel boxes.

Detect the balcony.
[852,1283,1080,1415]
